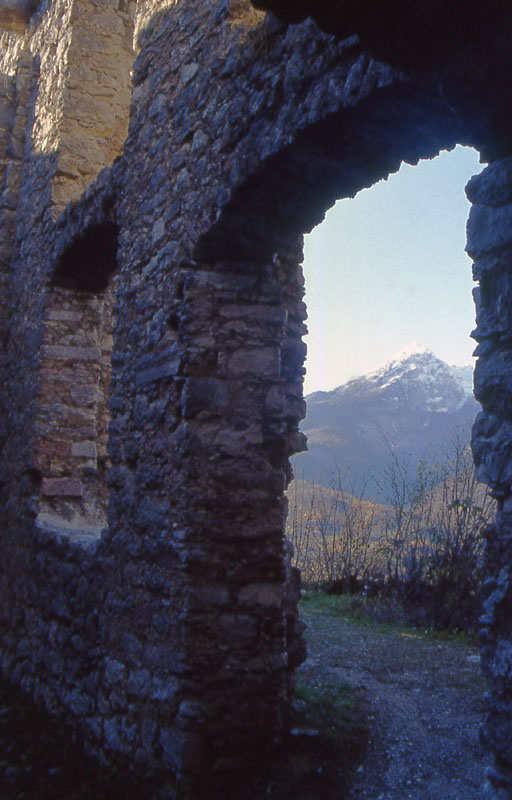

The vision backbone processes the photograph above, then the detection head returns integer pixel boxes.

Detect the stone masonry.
[1,0,512,795]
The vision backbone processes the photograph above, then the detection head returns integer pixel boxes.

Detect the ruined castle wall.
[0,0,136,212]
[106,0,469,777]
[0,0,414,781]
[0,0,135,490]
[0,0,185,779]
[0,165,191,780]
[2,0,512,794]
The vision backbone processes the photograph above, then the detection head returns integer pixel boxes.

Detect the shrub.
[287,432,494,631]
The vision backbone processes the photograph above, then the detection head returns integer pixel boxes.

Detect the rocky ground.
[298,592,489,799]
[0,593,488,798]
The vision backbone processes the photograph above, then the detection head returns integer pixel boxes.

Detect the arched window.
[37,221,118,533]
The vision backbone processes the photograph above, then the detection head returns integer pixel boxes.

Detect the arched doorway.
[190,19,511,787]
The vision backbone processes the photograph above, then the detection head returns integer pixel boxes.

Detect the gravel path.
[299,600,489,799]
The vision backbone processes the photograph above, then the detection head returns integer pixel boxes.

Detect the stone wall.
[2,0,512,795]
[466,159,512,798]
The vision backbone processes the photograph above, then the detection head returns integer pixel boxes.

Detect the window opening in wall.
[37,222,119,536]
[287,145,495,621]
[302,145,480,396]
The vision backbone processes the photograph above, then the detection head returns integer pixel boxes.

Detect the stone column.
[138,244,307,784]
[52,0,135,211]
[467,156,512,798]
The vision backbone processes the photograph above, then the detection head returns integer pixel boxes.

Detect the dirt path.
[299,599,489,799]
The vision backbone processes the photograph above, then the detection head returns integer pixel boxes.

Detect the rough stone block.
[466,203,512,259]
[159,726,182,770]
[104,658,126,687]
[238,583,284,608]
[120,632,143,667]
[228,347,280,377]
[215,613,257,642]
[152,674,181,707]
[135,348,181,385]
[472,412,512,490]
[127,668,151,698]
[181,377,229,418]
[41,478,83,497]
[71,441,97,458]
[466,157,512,208]
[70,385,100,406]
[41,345,100,361]
[185,585,230,609]
[45,310,82,322]
[37,440,70,457]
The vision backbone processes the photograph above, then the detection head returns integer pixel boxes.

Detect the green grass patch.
[300,589,477,645]
[294,677,367,747]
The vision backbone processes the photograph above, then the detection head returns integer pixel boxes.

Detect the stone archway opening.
[287,143,490,604]
[193,73,498,777]
[300,145,480,397]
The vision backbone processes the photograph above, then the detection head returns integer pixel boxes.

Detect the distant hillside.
[286,477,391,583]
[293,344,480,501]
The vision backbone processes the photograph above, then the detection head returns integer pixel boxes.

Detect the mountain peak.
[388,341,434,364]
[297,347,480,500]
[363,342,442,389]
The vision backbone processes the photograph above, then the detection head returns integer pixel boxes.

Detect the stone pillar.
[467,156,512,798]
[105,212,308,783]
[52,0,135,211]
[163,247,307,782]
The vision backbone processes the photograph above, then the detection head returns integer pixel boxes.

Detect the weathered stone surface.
[215,613,258,642]
[41,478,83,497]
[466,158,512,208]
[466,203,512,260]
[472,414,512,491]
[238,582,284,608]
[181,377,229,418]
[0,1,36,33]
[71,441,97,458]
[2,0,512,795]
[135,348,181,385]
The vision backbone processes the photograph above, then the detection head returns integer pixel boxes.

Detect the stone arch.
[36,220,119,532]
[105,2,511,785]
[196,83,477,263]
[180,22,508,787]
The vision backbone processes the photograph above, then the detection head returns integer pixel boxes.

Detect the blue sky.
[302,145,483,395]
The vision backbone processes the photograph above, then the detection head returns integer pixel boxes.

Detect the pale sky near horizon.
[302,145,483,395]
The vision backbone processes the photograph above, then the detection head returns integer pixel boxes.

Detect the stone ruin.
[1,0,512,795]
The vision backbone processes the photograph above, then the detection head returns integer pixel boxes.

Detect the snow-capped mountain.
[292,344,480,500]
